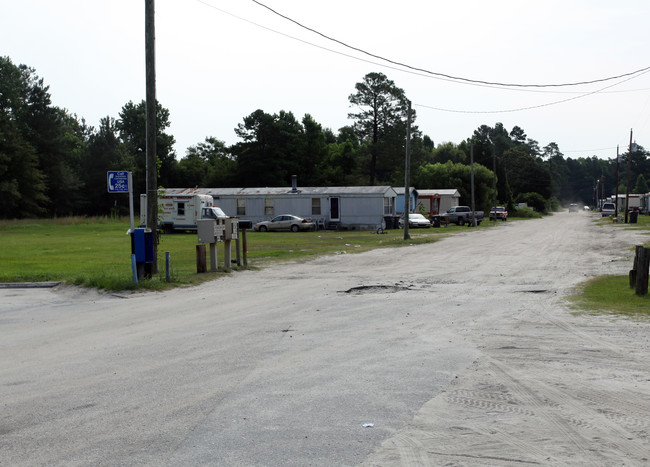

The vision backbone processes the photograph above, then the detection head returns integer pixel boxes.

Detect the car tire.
[259,225,268,232]
[457,218,464,226]
[291,224,299,232]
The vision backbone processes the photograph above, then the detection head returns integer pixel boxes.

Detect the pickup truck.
[440,206,484,226]
[489,206,508,221]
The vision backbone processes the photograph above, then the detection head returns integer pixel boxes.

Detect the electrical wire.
[414,68,650,114]
[251,0,650,89]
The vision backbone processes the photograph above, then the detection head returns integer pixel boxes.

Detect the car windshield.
[410,214,426,219]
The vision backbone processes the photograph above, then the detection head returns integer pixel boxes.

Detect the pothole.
[341,284,413,295]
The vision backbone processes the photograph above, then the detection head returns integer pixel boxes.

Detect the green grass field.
[0,216,478,290]
[1,214,649,318]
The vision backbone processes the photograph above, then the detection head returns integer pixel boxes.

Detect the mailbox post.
[197,219,225,272]
[223,218,238,270]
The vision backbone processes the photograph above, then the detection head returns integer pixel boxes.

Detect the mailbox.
[224,217,238,240]
[238,219,253,230]
[197,219,224,244]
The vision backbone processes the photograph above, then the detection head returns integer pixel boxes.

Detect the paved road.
[1,211,648,466]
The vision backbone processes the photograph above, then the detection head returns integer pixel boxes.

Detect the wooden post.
[208,242,217,272]
[224,239,231,270]
[235,236,242,267]
[196,244,207,273]
[242,228,248,267]
[145,0,158,273]
[635,246,649,296]
[629,246,640,288]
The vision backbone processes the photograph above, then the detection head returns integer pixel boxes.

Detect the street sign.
[107,171,130,193]
[107,171,135,231]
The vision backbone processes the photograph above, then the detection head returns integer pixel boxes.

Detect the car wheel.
[290,224,299,232]
[259,225,268,232]
[457,218,464,226]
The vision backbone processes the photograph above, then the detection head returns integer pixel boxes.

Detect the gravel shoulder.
[1,211,648,466]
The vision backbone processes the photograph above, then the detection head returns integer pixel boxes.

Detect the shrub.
[513,206,542,218]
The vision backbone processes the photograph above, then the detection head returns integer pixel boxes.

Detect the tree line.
[1,56,648,219]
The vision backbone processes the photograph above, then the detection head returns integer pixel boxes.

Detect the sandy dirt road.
[1,211,649,466]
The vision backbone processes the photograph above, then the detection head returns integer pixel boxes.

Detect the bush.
[516,192,547,213]
[546,196,562,212]
[513,206,542,218]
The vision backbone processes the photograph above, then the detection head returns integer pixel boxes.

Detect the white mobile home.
[163,184,397,230]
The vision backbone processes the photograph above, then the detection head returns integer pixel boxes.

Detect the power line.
[197,1,650,96]
[251,0,650,89]
[414,68,650,114]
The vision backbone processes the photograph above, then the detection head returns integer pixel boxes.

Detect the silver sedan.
[254,214,315,232]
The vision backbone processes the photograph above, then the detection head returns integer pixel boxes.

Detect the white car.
[399,213,431,228]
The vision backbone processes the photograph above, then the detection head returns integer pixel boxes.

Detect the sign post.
[107,171,134,231]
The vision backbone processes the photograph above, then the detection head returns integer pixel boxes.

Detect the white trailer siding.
[163,186,397,229]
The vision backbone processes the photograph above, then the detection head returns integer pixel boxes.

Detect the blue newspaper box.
[130,228,153,279]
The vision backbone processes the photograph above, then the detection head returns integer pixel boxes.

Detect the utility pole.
[625,129,632,223]
[403,100,411,240]
[145,0,158,273]
[470,144,476,226]
[615,146,619,214]
[492,147,497,222]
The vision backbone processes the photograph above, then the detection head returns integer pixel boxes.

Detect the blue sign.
[107,171,130,193]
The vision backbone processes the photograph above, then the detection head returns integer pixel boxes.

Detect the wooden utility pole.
[470,144,476,226]
[145,0,158,273]
[403,100,411,240]
[615,145,620,214]
[625,129,632,223]
[492,148,497,222]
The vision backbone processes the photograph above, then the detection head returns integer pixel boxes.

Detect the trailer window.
[264,198,274,216]
[311,198,321,215]
[383,197,394,215]
[177,202,185,216]
[237,198,246,216]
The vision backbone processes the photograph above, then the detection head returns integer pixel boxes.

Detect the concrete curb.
[0,282,62,289]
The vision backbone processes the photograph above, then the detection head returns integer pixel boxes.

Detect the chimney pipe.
[291,175,297,193]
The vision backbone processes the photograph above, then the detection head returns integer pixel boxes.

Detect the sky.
[2,0,650,161]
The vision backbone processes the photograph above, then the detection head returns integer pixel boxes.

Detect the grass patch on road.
[572,213,650,317]
[570,275,650,317]
[0,217,487,291]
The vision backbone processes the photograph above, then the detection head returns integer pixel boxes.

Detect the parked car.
[489,206,508,221]
[399,213,431,228]
[601,203,616,217]
[254,215,315,232]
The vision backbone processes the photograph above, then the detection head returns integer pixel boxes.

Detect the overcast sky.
[3,0,649,161]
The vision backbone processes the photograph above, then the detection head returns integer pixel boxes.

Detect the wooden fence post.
[635,246,650,296]
[196,244,207,273]
[629,245,641,288]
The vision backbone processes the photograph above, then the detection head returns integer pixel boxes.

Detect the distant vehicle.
[140,193,227,232]
[601,202,616,217]
[489,206,508,221]
[254,214,315,232]
[583,206,590,211]
[569,203,579,213]
[399,213,431,228]
[440,206,484,226]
